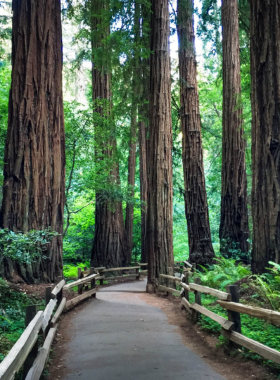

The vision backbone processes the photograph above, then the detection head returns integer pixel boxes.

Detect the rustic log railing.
[0,264,148,380]
[158,269,280,366]
[4,261,279,378]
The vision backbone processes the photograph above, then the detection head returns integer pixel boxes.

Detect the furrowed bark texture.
[91,0,127,268]
[177,0,214,266]
[138,1,150,264]
[147,0,174,291]
[139,117,148,263]
[220,0,249,257]
[125,2,140,264]
[0,0,65,283]
[125,106,137,265]
[251,1,280,273]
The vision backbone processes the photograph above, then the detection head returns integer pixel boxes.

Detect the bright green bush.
[63,261,90,279]
[251,261,280,311]
[197,256,251,290]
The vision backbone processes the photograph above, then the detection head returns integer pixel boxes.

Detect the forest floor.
[46,279,278,380]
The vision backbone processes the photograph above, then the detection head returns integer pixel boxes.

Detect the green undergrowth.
[0,278,45,364]
[186,290,280,372]
[63,261,90,279]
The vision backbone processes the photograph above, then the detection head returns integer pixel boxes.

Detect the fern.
[196,257,251,290]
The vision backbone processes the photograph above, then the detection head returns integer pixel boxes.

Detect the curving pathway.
[60,280,225,380]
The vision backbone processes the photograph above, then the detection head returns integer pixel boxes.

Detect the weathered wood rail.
[158,267,280,366]
[3,260,279,379]
[0,264,147,380]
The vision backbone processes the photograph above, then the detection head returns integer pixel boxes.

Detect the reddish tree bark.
[177,0,215,266]
[146,0,174,292]
[220,0,249,258]
[125,3,140,264]
[251,1,280,273]
[138,1,150,264]
[0,0,65,283]
[125,107,137,264]
[139,117,148,263]
[90,0,127,268]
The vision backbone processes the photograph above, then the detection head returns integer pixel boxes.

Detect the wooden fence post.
[99,268,104,286]
[90,267,96,298]
[226,285,242,333]
[182,272,189,301]
[23,305,38,378]
[78,267,83,294]
[226,285,241,349]
[168,267,174,296]
[136,267,140,281]
[56,276,63,306]
[84,267,90,292]
[193,277,201,321]
[45,286,52,306]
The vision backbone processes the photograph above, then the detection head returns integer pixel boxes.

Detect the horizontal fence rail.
[4,260,278,378]
[0,263,148,380]
[157,266,280,366]
[0,312,44,380]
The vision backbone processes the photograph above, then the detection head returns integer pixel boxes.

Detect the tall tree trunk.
[138,1,150,264]
[0,0,65,283]
[220,0,249,258]
[177,0,214,266]
[139,116,148,263]
[125,2,140,264]
[90,0,127,268]
[251,1,280,273]
[125,105,137,265]
[146,0,174,292]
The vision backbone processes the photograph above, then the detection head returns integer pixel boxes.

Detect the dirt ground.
[12,282,76,302]
[45,282,279,380]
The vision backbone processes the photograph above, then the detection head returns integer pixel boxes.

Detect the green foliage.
[251,262,280,311]
[197,257,251,290]
[0,228,58,264]
[173,202,189,261]
[220,238,251,264]
[0,1,12,61]
[0,279,44,364]
[63,261,90,279]
[0,61,10,203]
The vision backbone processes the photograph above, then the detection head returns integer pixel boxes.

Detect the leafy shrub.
[0,228,58,264]
[197,256,251,290]
[63,262,90,280]
[0,279,44,364]
[220,238,251,264]
[251,261,280,311]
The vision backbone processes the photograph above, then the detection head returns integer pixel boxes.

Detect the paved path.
[61,280,225,380]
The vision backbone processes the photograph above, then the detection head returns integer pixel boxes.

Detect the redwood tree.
[220,0,249,258]
[138,1,150,264]
[125,2,140,264]
[139,114,148,264]
[91,0,127,268]
[146,0,173,292]
[251,1,280,273]
[177,0,214,266]
[0,0,65,282]
[125,105,137,265]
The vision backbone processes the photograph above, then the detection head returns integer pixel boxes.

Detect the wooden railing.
[158,267,280,366]
[0,264,147,380]
[0,278,65,380]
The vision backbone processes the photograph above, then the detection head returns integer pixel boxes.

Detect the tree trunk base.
[190,251,215,267]
[146,283,156,293]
